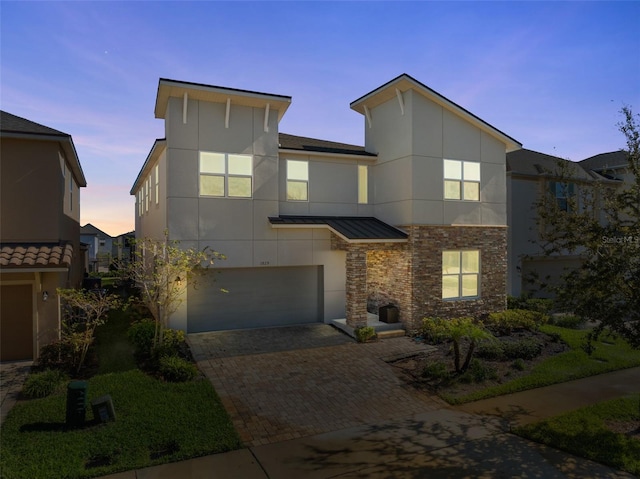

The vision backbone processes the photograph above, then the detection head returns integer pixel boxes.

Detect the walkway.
[0,360,32,424]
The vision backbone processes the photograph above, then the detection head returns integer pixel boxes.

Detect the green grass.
[0,370,241,479]
[515,395,640,476]
[443,325,640,404]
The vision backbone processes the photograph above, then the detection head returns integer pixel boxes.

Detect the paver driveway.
[188,324,446,447]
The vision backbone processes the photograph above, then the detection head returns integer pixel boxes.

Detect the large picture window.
[200,152,253,198]
[444,159,480,201]
[287,160,309,201]
[442,250,480,299]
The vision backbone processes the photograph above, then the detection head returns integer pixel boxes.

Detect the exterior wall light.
[42,291,49,301]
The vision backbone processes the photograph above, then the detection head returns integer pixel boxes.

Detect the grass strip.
[0,370,241,479]
[443,325,640,404]
[515,395,640,476]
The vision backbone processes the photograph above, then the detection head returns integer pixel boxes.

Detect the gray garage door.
[187,266,324,332]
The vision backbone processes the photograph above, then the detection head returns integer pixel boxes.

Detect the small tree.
[123,234,223,349]
[57,288,121,373]
[534,107,640,348]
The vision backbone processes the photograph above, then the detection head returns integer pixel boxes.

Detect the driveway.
[188,324,446,447]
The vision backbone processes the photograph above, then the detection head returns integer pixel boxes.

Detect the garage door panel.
[188,266,323,332]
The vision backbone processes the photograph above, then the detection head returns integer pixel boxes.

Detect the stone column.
[345,245,368,329]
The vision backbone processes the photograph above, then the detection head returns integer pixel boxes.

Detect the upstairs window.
[200,152,252,198]
[442,250,480,299]
[69,176,74,211]
[358,165,368,204]
[287,160,308,201]
[549,181,575,211]
[155,164,159,205]
[444,159,480,201]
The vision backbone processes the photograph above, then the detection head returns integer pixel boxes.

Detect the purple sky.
[2,1,639,236]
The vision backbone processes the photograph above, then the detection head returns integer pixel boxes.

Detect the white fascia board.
[269,223,407,244]
[278,149,377,162]
[130,139,167,195]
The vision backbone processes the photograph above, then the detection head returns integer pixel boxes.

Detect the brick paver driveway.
[188,324,445,447]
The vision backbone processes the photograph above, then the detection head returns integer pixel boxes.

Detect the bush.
[354,326,377,343]
[485,309,548,335]
[512,358,526,371]
[37,341,78,373]
[421,361,450,381]
[550,314,585,329]
[128,319,155,357]
[158,356,198,382]
[23,369,67,398]
[419,317,451,344]
[477,337,545,361]
[459,359,498,383]
[507,295,553,315]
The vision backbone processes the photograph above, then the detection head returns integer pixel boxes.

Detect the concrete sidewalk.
[101,407,635,479]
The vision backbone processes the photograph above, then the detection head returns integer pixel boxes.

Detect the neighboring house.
[506,148,620,297]
[80,223,113,272]
[112,231,135,266]
[131,74,521,334]
[0,111,86,360]
[580,150,632,183]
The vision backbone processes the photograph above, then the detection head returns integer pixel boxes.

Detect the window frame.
[358,165,368,204]
[441,249,480,300]
[443,159,481,201]
[286,159,309,202]
[154,164,160,205]
[549,181,575,212]
[199,151,253,198]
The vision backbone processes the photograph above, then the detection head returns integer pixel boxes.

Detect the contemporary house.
[131,74,521,334]
[506,148,622,297]
[81,223,114,273]
[0,111,86,360]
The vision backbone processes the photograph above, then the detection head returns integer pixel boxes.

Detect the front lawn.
[515,395,640,476]
[0,307,241,479]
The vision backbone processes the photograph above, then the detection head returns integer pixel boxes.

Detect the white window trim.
[155,164,160,205]
[444,159,481,202]
[286,159,309,202]
[442,250,480,300]
[199,151,253,198]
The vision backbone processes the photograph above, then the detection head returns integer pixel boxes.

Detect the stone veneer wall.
[332,226,507,330]
[403,225,508,330]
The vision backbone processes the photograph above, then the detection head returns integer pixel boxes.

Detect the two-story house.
[506,148,621,297]
[131,74,521,334]
[0,111,86,360]
[80,223,114,273]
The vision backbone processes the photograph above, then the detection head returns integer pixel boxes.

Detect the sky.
[1,1,639,237]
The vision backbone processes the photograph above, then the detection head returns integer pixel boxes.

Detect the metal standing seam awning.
[268,216,408,243]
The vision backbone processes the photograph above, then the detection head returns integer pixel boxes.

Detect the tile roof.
[0,243,73,269]
[268,216,408,241]
[0,111,69,137]
[279,133,375,157]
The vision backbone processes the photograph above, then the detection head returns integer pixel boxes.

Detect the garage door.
[1,284,33,361]
[187,266,323,332]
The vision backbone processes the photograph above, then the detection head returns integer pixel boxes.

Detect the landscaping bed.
[390,321,640,405]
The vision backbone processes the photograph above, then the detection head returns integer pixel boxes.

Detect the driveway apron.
[188,324,446,447]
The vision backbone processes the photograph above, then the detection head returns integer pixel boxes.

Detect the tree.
[535,106,640,347]
[122,234,223,348]
[58,288,122,373]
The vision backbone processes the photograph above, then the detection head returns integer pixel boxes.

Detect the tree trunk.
[461,340,477,372]
[453,339,461,373]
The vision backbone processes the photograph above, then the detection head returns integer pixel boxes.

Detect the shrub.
[485,309,548,335]
[128,319,156,357]
[459,359,498,383]
[476,341,506,361]
[502,337,544,360]
[37,341,78,373]
[23,369,67,398]
[421,361,448,380]
[354,326,377,343]
[512,358,526,371]
[507,295,553,315]
[550,314,585,329]
[420,317,451,344]
[158,356,198,382]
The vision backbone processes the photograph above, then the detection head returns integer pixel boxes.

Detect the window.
[155,164,159,205]
[444,159,480,201]
[358,165,368,204]
[145,177,150,213]
[69,176,73,211]
[199,152,252,198]
[287,160,308,201]
[442,250,480,299]
[549,181,575,211]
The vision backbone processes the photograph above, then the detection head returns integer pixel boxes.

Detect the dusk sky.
[2,1,639,237]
